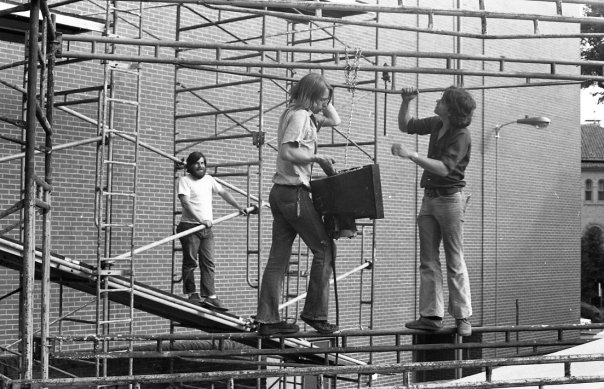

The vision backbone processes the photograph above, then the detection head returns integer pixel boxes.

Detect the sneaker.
[202,297,228,312]
[188,293,203,304]
[257,321,300,336]
[456,318,472,337]
[300,316,339,334]
[405,317,443,331]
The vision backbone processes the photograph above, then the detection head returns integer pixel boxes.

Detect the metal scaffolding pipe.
[119,0,604,26]
[185,5,604,40]
[6,353,604,388]
[0,137,102,163]
[57,52,603,82]
[109,209,254,260]
[49,322,604,343]
[59,36,604,70]
[19,0,43,379]
[175,132,256,144]
[48,336,591,360]
[279,262,372,309]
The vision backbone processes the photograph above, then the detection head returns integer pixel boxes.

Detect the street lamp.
[495,116,551,138]
[493,115,551,337]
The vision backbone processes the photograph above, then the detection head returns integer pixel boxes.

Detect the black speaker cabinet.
[310,164,384,220]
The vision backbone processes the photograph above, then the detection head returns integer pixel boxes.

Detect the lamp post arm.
[494,120,517,138]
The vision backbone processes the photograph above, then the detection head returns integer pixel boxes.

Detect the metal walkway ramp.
[0,236,252,332]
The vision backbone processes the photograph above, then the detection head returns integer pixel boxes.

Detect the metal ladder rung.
[109,67,140,76]
[102,191,136,198]
[101,223,134,228]
[104,160,136,167]
[106,97,140,106]
[98,318,133,325]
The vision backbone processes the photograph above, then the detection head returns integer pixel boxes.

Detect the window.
[599,180,604,201]
[586,179,593,201]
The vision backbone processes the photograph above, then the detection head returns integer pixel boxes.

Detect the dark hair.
[289,73,333,110]
[185,151,206,172]
[441,86,476,129]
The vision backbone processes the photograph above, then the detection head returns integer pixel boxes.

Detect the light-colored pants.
[417,191,472,319]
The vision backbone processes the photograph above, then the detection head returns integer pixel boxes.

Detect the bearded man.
[176,151,247,311]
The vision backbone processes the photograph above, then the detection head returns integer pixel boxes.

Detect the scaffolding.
[1,0,604,387]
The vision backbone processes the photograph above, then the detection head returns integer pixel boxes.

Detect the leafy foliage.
[581,5,604,102]
[581,226,604,304]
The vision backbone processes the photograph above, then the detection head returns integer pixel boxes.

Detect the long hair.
[441,86,476,129]
[185,151,207,173]
[288,73,333,111]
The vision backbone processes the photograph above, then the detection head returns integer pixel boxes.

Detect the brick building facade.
[0,0,583,383]
[582,122,604,232]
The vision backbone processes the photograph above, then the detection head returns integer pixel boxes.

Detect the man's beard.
[190,168,206,179]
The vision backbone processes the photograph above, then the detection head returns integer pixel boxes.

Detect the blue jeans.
[417,191,472,319]
[256,184,334,323]
[177,222,215,296]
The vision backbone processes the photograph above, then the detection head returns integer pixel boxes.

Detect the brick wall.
[0,0,582,382]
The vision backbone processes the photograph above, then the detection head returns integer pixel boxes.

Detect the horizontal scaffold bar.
[127,0,604,25]
[60,36,601,69]
[47,338,591,359]
[8,353,604,388]
[523,0,604,5]
[49,321,604,343]
[174,4,604,39]
[57,53,599,82]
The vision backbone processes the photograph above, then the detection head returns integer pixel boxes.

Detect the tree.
[581,4,604,103]
[581,226,604,304]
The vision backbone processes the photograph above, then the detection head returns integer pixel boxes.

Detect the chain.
[343,47,361,169]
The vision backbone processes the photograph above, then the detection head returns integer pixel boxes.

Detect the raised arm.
[398,87,418,133]
[315,102,341,129]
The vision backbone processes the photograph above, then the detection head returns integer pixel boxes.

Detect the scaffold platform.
[0,236,367,368]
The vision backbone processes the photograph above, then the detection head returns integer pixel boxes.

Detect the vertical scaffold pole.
[21,0,41,379]
[41,10,57,381]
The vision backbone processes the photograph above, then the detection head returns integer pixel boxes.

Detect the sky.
[582,85,604,124]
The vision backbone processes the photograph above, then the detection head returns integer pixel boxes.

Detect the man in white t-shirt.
[177,151,247,311]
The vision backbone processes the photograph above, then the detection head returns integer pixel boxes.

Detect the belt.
[274,183,309,190]
[424,187,462,197]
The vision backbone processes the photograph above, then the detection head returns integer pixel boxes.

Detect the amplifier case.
[310,164,384,220]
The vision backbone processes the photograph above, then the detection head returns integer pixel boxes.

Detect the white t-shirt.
[177,174,223,223]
